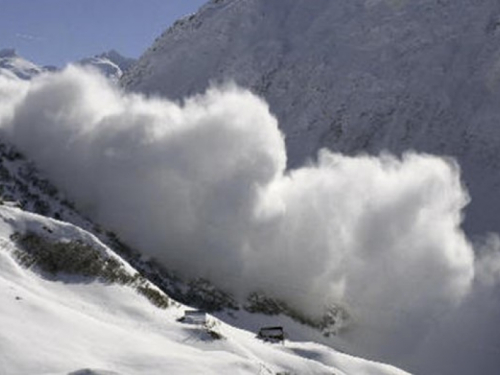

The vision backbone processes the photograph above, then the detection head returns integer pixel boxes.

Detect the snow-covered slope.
[78,50,136,80]
[0,49,47,80]
[122,0,500,234]
[0,205,410,375]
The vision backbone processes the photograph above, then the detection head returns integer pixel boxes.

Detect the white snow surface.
[122,0,500,235]
[0,205,410,375]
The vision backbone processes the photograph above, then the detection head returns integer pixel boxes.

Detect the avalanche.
[0,204,410,375]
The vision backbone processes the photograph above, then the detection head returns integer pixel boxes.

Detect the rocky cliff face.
[122,0,500,234]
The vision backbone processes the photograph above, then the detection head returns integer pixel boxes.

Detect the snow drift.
[0,67,498,371]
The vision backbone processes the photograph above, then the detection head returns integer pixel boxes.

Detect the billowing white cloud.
[1,66,498,372]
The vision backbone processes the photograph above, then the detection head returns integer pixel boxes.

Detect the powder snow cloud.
[1,66,498,372]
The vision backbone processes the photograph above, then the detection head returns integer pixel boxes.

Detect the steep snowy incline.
[0,205,410,375]
[122,0,500,234]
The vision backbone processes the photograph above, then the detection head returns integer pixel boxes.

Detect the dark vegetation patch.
[9,231,170,309]
[246,292,350,336]
[185,277,239,312]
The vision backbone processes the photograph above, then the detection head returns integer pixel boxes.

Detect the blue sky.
[0,0,207,66]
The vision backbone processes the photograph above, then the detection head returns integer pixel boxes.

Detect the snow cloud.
[1,66,498,372]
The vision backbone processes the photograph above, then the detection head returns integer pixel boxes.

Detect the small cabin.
[181,310,208,325]
[257,326,285,343]
[3,200,22,208]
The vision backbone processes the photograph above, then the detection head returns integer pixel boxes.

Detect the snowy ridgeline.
[0,205,409,375]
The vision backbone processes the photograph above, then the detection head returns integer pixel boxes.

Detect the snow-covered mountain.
[4,1,500,372]
[0,49,50,80]
[0,184,409,375]
[122,0,500,235]
[78,50,136,80]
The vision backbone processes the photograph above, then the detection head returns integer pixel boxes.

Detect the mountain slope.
[0,204,410,375]
[122,0,500,234]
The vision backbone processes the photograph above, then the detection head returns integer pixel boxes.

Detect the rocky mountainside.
[122,0,500,234]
